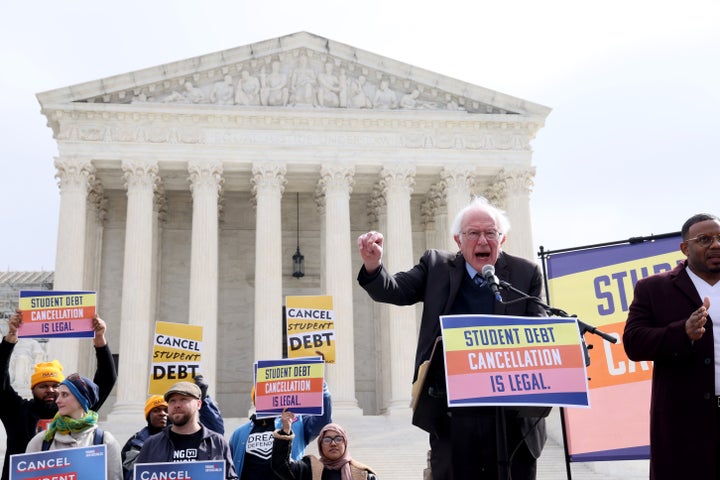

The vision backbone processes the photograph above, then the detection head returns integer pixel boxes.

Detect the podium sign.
[440,314,589,408]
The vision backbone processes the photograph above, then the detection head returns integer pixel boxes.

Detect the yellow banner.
[286,295,336,363]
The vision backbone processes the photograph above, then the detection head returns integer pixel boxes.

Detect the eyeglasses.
[321,435,346,445]
[461,230,500,242]
[686,233,720,247]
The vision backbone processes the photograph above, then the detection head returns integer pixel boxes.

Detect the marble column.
[485,168,536,259]
[441,166,476,250]
[367,187,391,412]
[188,160,223,395]
[47,157,95,371]
[251,163,286,362]
[109,161,159,420]
[379,165,417,411]
[317,164,360,412]
[77,180,107,375]
[421,183,446,251]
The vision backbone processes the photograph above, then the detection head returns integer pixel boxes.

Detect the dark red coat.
[624,261,717,480]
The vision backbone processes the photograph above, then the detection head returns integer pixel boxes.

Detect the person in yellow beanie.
[0,309,118,480]
[29,360,65,407]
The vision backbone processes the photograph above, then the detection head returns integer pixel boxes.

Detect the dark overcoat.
[623,261,717,480]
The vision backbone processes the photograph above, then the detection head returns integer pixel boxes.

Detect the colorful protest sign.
[10,444,107,480]
[285,295,336,363]
[149,321,203,395]
[254,357,325,418]
[134,460,225,480]
[18,290,96,338]
[440,314,589,408]
[545,234,683,461]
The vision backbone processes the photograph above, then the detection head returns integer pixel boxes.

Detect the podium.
[411,336,551,480]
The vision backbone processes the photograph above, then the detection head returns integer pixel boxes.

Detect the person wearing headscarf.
[272,410,377,480]
[25,373,122,480]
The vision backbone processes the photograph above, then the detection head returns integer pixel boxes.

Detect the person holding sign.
[272,410,378,480]
[624,213,720,480]
[25,373,123,480]
[229,381,332,478]
[0,310,117,480]
[135,381,238,479]
[357,196,548,480]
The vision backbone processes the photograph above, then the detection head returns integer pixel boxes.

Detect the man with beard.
[121,376,225,480]
[624,213,720,479]
[135,381,238,479]
[0,310,117,480]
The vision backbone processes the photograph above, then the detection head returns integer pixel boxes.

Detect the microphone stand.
[491,280,617,480]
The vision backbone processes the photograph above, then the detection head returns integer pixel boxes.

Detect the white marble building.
[36,31,550,422]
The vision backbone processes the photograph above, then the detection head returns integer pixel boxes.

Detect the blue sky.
[1,0,718,270]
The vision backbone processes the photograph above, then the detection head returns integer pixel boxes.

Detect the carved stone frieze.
[80,47,509,115]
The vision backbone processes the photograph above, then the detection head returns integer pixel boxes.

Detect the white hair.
[450,196,511,237]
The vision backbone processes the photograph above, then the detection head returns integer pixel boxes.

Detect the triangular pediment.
[37,31,549,117]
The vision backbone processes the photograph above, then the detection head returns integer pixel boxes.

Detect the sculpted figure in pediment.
[372,79,398,109]
[235,70,261,106]
[316,62,343,108]
[210,75,235,105]
[290,55,316,106]
[400,89,437,110]
[348,75,372,109]
[260,61,289,107]
[163,81,205,104]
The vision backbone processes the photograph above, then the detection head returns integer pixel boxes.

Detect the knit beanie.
[61,374,100,412]
[31,360,64,388]
[145,395,168,419]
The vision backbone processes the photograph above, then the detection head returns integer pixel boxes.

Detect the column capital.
[366,184,387,228]
[379,164,416,195]
[318,163,355,195]
[484,167,536,207]
[54,156,95,193]
[421,182,445,228]
[440,166,476,192]
[87,178,107,223]
[188,160,224,197]
[251,163,287,199]
[122,160,160,192]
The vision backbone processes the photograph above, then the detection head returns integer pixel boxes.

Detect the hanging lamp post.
[292,192,305,278]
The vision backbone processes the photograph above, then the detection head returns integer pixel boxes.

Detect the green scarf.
[43,410,99,442]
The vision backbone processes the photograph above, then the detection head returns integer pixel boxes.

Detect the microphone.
[481,264,503,302]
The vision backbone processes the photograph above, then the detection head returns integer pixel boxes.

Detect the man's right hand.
[357,231,384,274]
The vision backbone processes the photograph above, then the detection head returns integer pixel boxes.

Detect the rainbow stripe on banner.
[440,315,589,408]
[254,357,325,418]
[18,290,96,338]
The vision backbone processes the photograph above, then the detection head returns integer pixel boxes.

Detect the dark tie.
[473,273,486,287]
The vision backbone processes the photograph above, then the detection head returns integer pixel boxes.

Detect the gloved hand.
[194,375,209,399]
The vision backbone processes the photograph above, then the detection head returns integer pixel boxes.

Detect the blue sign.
[135,460,225,480]
[10,444,107,480]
